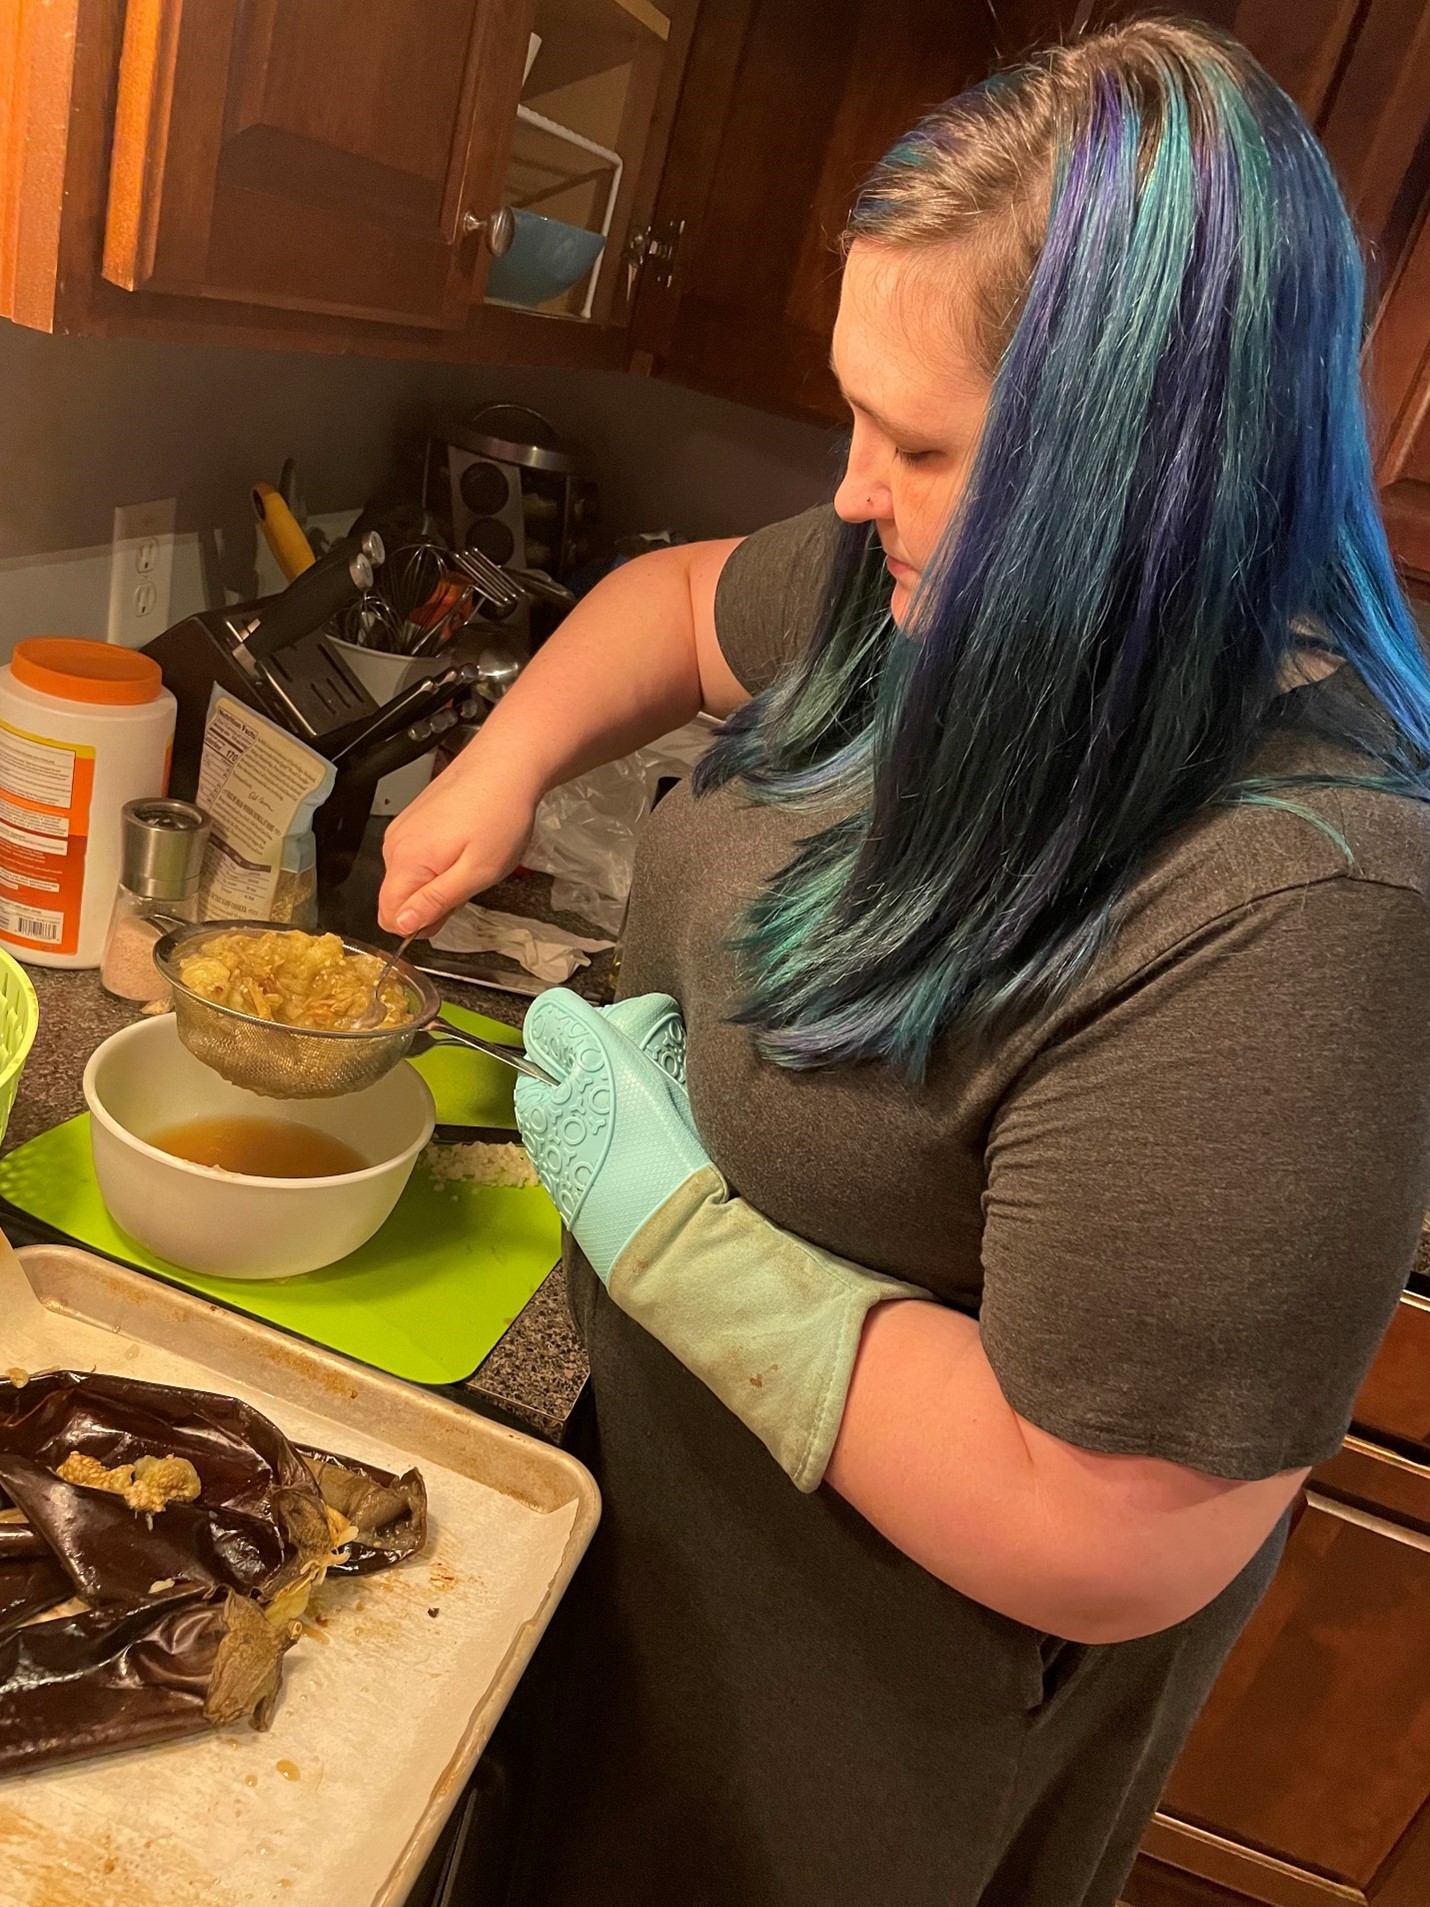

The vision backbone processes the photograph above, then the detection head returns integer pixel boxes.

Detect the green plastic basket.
[0,949,39,1149]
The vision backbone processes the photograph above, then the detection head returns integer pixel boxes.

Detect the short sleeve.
[713,506,842,695]
[979,877,1430,1480]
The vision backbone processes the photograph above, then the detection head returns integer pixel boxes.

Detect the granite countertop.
[3,951,590,1446]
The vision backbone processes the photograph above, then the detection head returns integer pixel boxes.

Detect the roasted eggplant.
[0,1589,301,1775]
[0,1370,428,1777]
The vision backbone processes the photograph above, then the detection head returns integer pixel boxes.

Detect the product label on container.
[0,720,94,956]
[196,693,333,921]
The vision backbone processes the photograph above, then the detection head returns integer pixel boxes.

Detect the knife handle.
[243,537,373,662]
[252,481,316,580]
[327,664,473,767]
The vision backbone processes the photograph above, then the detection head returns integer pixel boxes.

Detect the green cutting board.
[0,1005,562,1387]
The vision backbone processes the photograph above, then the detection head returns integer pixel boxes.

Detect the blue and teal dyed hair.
[694,17,1430,1078]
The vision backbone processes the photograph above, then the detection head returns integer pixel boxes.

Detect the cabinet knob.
[463,207,515,256]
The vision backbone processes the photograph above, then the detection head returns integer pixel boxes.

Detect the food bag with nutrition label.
[196,690,335,928]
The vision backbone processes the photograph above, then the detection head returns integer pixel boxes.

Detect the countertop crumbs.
[422,1139,540,1190]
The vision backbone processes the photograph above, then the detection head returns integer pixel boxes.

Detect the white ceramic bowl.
[83,1014,435,1280]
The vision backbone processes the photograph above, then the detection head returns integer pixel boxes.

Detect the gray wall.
[0,317,841,574]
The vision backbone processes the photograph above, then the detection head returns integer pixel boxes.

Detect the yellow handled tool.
[252,480,315,580]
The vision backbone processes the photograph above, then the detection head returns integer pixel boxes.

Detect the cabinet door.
[1372,204,1430,592]
[628,0,999,420]
[488,0,699,329]
[1127,1459,1430,1906]
[1352,1291,1430,1455]
[102,0,532,328]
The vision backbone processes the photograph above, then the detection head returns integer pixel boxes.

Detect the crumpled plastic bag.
[431,904,613,982]
[523,720,713,934]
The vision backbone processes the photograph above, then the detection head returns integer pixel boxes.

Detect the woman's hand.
[378,749,539,937]
[377,537,747,938]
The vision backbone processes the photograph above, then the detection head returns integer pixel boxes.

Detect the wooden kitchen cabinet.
[6,0,977,391]
[624,0,1239,420]
[1374,201,1430,592]
[500,0,699,327]
[625,0,1002,421]
[0,0,694,365]
[1122,1294,1430,1907]
[626,0,1430,558]
[2,0,1428,453]
[1242,0,1430,595]
[101,0,529,328]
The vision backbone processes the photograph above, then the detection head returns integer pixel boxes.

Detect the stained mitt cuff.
[609,1168,929,1490]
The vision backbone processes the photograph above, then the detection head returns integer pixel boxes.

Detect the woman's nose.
[834,434,891,524]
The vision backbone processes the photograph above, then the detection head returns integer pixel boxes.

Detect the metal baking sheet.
[0,1240,599,1907]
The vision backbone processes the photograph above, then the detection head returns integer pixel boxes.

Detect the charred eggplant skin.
[0,1370,430,1778]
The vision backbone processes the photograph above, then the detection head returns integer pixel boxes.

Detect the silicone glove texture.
[514,989,711,1282]
[600,994,695,1132]
[517,988,931,1493]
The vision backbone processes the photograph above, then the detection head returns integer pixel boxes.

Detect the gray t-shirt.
[521,506,1430,1907]
[630,505,1430,1480]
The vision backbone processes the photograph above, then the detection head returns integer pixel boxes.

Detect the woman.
[382,20,1430,1906]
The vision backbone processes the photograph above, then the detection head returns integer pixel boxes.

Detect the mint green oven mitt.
[515,990,927,1491]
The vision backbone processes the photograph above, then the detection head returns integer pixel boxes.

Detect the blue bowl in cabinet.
[485,210,606,308]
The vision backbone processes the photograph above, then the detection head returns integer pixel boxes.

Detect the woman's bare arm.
[826,1299,1303,1643]
[379,538,745,935]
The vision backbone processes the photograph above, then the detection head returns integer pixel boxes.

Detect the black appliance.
[425,404,598,639]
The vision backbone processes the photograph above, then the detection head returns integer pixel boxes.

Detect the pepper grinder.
[99,799,211,1004]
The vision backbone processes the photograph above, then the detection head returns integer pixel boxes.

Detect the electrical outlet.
[108,498,176,647]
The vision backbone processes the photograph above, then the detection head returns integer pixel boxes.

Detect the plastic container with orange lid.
[0,639,176,968]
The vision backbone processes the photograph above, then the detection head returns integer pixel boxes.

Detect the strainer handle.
[411,1023,556,1085]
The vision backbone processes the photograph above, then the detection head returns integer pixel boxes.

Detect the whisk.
[333,541,441,652]
[336,538,525,656]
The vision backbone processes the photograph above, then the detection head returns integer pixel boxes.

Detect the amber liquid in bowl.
[147,1116,368,1179]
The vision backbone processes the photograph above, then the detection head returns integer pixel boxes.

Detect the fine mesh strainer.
[153,921,552,1100]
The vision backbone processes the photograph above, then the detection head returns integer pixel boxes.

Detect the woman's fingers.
[378,833,478,934]
[378,851,441,934]
[382,849,487,937]
[388,884,449,939]
[377,762,537,933]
